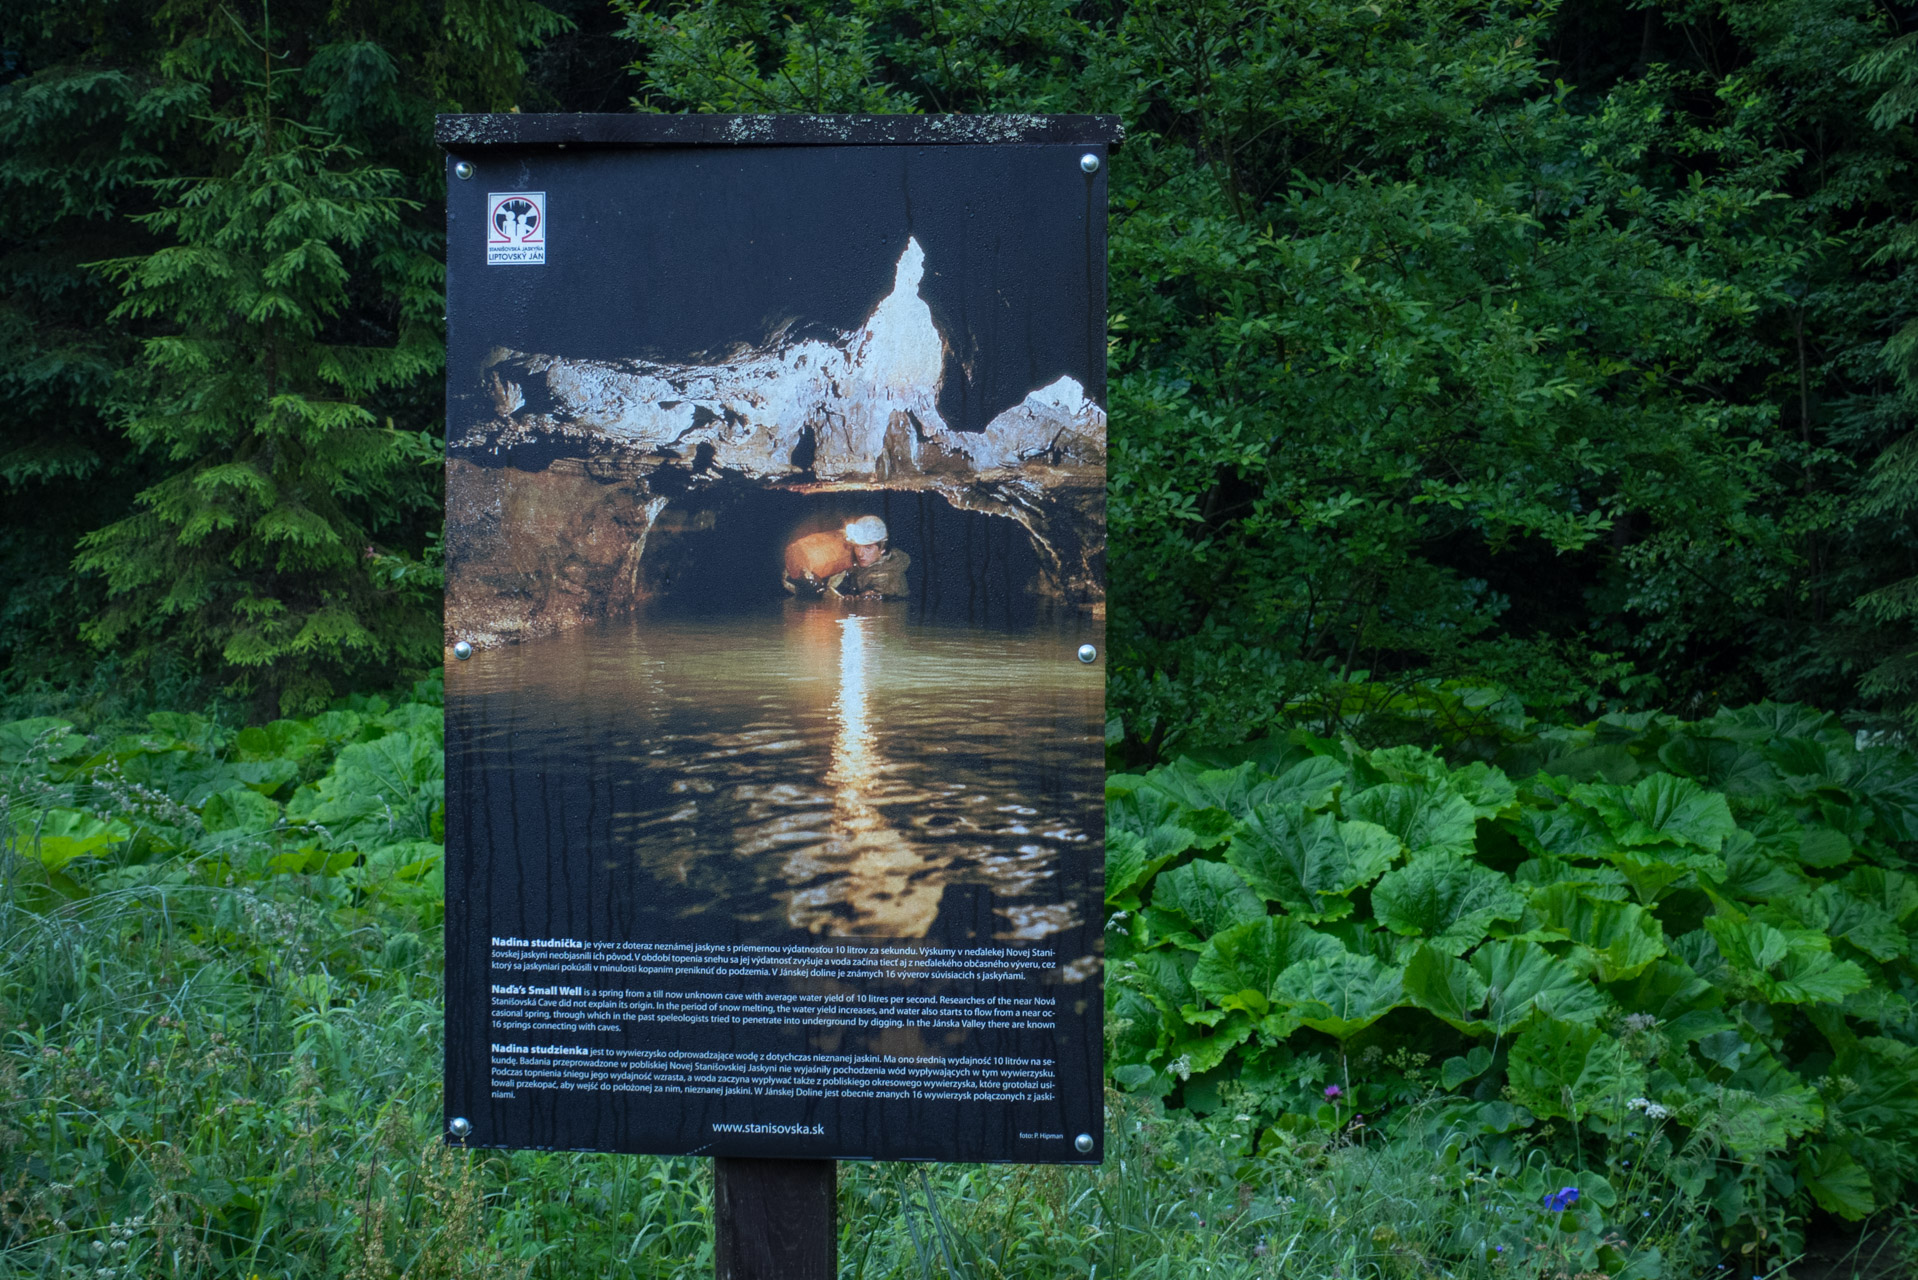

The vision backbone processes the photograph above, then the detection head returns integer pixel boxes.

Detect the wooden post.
[713,1158,836,1280]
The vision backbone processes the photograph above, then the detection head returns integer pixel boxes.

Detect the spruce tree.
[66,1,563,713]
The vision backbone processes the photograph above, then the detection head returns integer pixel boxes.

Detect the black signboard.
[439,114,1117,1163]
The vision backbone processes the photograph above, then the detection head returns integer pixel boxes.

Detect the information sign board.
[438,114,1117,1163]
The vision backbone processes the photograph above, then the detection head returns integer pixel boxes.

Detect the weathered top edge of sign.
[435,112,1124,150]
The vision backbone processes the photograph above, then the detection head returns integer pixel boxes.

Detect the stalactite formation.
[447,238,1105,647]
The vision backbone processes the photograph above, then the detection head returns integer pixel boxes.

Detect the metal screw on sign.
[453,640,474,661]
[1074,1133,1094,1153]
[1079,153,1100,174]
[1077,644,1097,664]
[454,161,475,180]
[449,1117,472,1139]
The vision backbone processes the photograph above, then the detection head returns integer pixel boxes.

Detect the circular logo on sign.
[491,196,541,244]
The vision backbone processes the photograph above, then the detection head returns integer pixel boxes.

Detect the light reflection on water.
[450,602,1103,941]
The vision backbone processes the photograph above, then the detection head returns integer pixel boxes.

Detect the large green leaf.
[1141,759,1258,822]
[1440,1044,1495,1089]
[1809,884,1906,962]
[1190,917,1345,1018]
[1506,1022,1645,1123]
[1272,952,1404,1040]
[1106,826,1191,906]
[1132,950,1197,1016]
[1825,1038,1918,1147]
[232,718,330,770]
[1670,929,1733,989]
[1108,773,1196,840]
[1224,806,1396,921]
[1107,987,1166,1068]
[1713,1057,1826,1158]
[1357,744,1450,787]
[1759,737,1854,793]
[1539,743,1639,784]
[1574,774,1736,851]
[200,785,283,837]
[287,729,443,849]
[0,718,88,768]
[1245,756,1346,812]
[15,808,130,872]
[1607,958,1721,1025]
[1164,1015,1257,1078]
[1839,867,1918,925]
[1849,746,1918,843]
[1148,859,1266,942]
[1607,844,1726,905]
[1513,856,1630,899]
[1525,884,1666,982]
[1714,831,1806,900]
[1449,762,1518,817]
[1470,939,1608,1032]
[1402,945,1489,1033]
[1343,783,1477,857]
[1656,735,1779,801]
[1799,1146,1875,1221]
[1790,826,1854,868]
[1702,916,1872,1004]
[1371,859,1523,955]
[1517,803,1614,860]
[1707,702,1844,744]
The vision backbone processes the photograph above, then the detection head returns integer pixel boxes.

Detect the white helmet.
[845,516,888,545]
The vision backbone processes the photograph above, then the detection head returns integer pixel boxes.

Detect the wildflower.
[1324,1084,1343,1100]
[1543,1187,1580,1212]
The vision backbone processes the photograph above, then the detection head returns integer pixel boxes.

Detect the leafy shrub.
[1107,702,1918,1262]
[2,673,446,924]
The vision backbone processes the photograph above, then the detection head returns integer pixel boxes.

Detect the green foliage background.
[6,0,1918,736]
[616,0,1918,749]
[1107,701,1918,1258]
[6,688,1915,1275]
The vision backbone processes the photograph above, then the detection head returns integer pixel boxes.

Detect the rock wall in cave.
[446,238,1105,648]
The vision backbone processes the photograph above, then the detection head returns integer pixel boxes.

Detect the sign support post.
[713,1157,835,1280]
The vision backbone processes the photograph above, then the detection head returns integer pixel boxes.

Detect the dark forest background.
[6,0,1918,753]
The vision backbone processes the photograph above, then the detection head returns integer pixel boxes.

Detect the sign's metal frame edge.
[435,112,1124,150]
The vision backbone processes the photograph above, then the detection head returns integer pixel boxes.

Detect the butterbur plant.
[1106,701,1918,1269]
[0,674,445,921]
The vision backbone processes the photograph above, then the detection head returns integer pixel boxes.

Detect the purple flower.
[1324,1084,1343,1100]
[1543,1186,1580,1212]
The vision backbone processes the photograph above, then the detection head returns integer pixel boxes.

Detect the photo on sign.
[449,233,1104,939]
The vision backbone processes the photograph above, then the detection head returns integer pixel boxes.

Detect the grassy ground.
[2,740,1913,1278]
